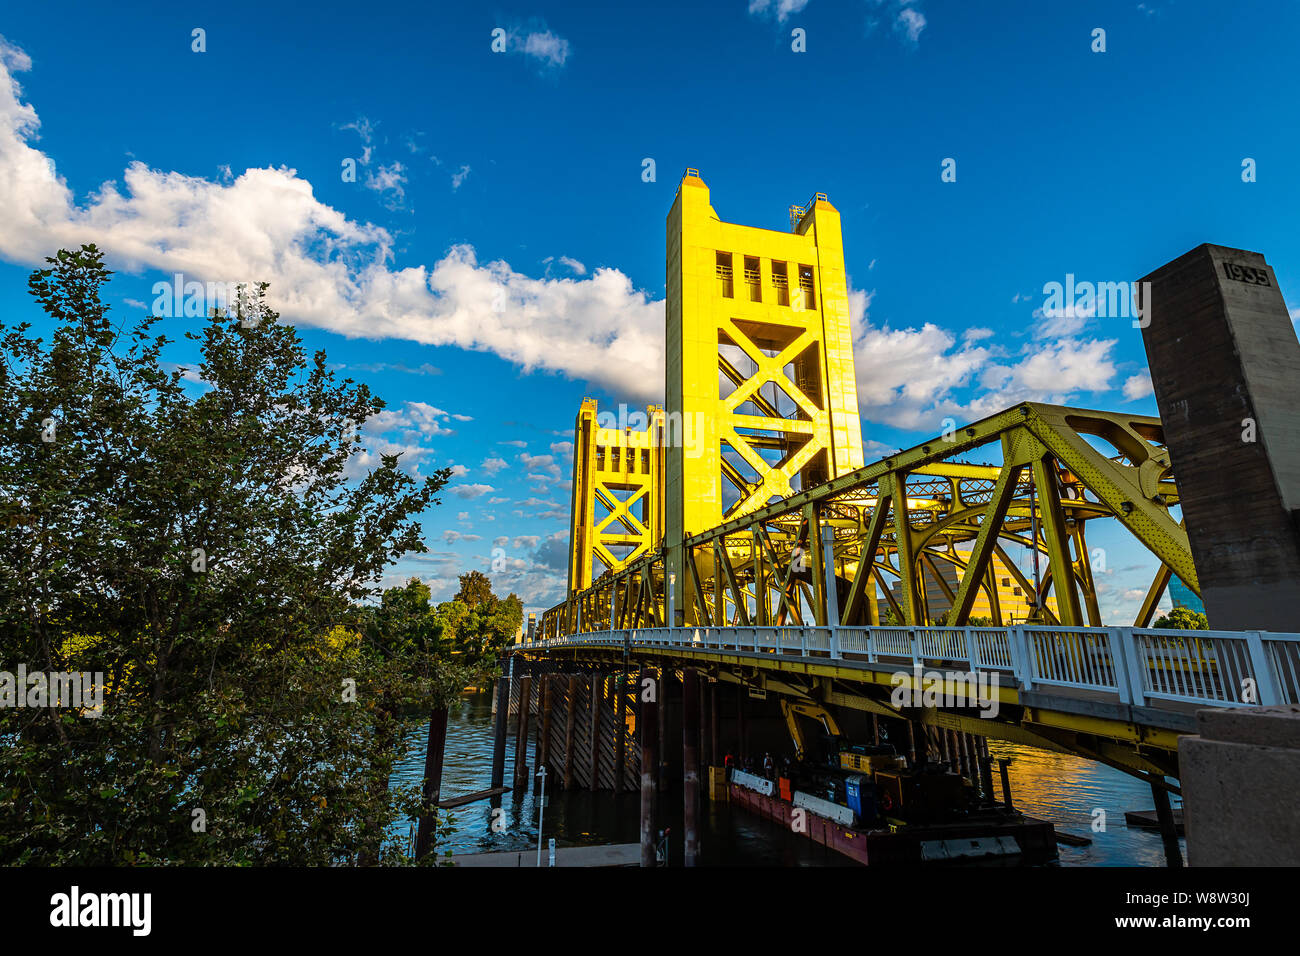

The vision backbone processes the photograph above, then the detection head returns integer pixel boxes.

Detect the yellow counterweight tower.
[665,169,865,622]
[566,398,665,595]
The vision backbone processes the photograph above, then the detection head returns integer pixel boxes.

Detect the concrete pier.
[1179,704,1300,865]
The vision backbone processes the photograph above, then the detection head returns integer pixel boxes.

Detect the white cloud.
[549,441,573,456]
[865,1,929,46]
[518,452,561,479]
[847,284,1120,431]
[365,401,465,437]
[1122,370,1154,401]
[748,0,810,23]
[450,164,470,190]
[480,456,508,475]
[496,23,571,68]
[448,464,469,477]
[1033,300,1094,339]
[0,41,662,400]
[558,256,586,275]
[522,30,570,66]
[364,161,407,208]
[450,483,494,499]
[442,529,481,544]
[896,6,926,44]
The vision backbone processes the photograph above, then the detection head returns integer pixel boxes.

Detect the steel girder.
[546,402,1194,634]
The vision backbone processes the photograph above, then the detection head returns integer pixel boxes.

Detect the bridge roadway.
[517,623,1300,784]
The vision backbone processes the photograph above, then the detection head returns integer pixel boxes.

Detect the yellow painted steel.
[566,399,665,594]
[664,171,865,624]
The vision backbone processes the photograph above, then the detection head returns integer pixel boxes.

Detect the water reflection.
[985,740,1185,867]
[391,693,1183,866]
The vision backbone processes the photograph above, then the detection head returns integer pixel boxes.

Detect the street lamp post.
[535,765,548,867]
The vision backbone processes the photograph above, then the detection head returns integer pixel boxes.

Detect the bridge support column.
[639,666,658,867]
[513,674,532,789]
[682,668,701,866]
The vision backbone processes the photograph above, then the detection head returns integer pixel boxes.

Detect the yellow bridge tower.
[566,399,665,597]
[664,169,866,622]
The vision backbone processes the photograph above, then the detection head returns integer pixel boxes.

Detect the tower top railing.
[790,192,829,231]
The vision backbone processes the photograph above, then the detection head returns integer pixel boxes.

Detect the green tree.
[1151,607,1210,630]
[0,246,446,864]
[453,570,495,609]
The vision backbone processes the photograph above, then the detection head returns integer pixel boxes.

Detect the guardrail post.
[1012,626,1033,692]
[1110,627,1135,705]
[1245,631,1281,705]
[964,627,977,673]
[909,628,919,668]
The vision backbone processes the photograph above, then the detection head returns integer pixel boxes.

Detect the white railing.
[517,624,1300,711]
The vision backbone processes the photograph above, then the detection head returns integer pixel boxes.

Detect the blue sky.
[1,0,1297,623]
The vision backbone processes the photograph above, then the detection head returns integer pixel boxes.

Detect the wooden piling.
[537,677,553,788]
[657,666,670,793]
[489,671,508,790]
[513,674,531,789]
[1151,780,1184,868]
[615,671,628,795]
[588,673,601,792]
[414,707,448,860]
[997,757,1014,810]
[709,679,719,768]
[563,676,578,790]
[736,680,747,763]
[639,666,658,867]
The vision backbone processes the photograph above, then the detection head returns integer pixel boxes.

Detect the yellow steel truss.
[544,402,1195,638]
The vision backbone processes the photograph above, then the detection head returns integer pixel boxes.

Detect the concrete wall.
[1179,704,1300,865]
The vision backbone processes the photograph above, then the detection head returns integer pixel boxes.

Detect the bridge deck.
[518,624,1299,762]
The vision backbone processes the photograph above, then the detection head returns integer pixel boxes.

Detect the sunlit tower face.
[663,171,865,580]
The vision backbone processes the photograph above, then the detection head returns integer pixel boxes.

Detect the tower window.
[715,252,733,298]
[771,261,790,306]
[798,264,815,309]
[744,256,761,302]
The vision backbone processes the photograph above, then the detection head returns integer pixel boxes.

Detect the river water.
[390,693,1186,866]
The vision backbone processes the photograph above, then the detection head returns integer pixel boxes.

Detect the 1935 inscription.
[1223,261,1270,286]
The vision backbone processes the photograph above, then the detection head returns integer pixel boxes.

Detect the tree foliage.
[1151,607,1210,630]
[0,246,449,864]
